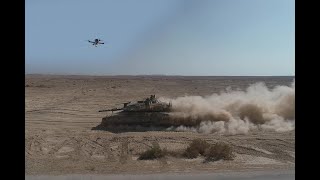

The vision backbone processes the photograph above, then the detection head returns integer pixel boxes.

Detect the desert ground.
[25,75,294,175]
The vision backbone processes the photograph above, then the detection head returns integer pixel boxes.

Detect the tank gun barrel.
[98,108,123,112]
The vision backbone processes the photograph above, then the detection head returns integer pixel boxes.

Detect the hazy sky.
[26,0,295,76]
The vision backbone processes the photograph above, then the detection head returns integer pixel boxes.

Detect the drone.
[88,38,104,47]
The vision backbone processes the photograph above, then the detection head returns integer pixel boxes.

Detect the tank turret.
[98,95,172,113]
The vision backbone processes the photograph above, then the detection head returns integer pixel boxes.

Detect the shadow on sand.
[91,124,173,133]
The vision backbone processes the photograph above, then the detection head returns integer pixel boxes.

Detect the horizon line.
[25,73,295,77]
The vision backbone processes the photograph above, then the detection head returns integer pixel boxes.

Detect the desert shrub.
[204,142,235,162]
[184,146,199,158]
[183,139,210,158]
[138,143,166,160]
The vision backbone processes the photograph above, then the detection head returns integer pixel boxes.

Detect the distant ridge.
[25,73,294,77]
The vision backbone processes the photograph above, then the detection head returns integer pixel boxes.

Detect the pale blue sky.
[25,0,295,76]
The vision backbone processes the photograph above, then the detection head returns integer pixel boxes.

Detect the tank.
[93,95,175,132]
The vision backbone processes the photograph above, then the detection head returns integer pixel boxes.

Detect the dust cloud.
[162,80,295,135]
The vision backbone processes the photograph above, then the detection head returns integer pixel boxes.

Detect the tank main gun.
[98,108,123,112]
[98,102,131,112]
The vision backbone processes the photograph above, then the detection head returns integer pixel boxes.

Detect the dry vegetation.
[183,139,234,162]
[138,139,234,163]
[204,142,235,162]
[183,139,210,158]
[138,143,167,160]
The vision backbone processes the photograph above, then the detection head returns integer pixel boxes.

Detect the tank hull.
[92,111,210,132]
[93,112,172,131]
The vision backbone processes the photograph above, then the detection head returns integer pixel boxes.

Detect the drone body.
[88,38,104,47]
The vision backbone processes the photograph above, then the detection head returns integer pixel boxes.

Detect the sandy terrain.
[25,75,295,175]
[26,170,295,180]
